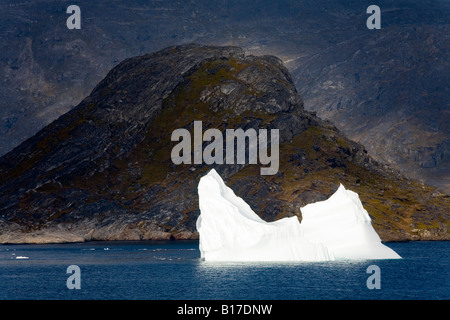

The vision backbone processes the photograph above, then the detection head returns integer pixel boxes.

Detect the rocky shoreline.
[1,224,447,245]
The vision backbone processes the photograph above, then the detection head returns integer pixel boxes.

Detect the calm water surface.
[0,241,448,300]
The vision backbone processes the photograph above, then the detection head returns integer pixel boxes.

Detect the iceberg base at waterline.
[196,169,401,262]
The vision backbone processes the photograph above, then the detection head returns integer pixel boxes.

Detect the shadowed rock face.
[0,0,450,194]
[290,22,450,195]
[0,44,448,244]
[1,1,448,195]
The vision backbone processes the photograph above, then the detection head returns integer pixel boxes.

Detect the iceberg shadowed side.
[196,169,401,261]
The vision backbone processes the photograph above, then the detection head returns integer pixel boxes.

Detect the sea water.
[0,241,448,300]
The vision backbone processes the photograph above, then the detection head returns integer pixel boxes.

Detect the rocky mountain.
[288,8,450,195]
[1,0,449,194]
[0,44,448,244]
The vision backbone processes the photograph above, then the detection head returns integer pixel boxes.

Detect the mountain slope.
[0,44,448,243]
[1,0,448,194]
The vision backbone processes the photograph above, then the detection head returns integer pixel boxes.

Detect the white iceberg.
[196,169,401,261]
[196,169,332,261]
[301,184,401,260]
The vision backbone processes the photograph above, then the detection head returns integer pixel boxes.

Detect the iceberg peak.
[196,169,401,261]
[300,182,400,260]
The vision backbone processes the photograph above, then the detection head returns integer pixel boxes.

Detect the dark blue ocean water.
[0,241,448,300]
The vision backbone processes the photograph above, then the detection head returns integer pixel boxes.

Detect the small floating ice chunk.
[15,256,29,260]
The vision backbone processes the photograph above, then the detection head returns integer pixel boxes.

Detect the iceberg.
[301,184,401,260]
[196,169,332,261]
[196,169,401,261]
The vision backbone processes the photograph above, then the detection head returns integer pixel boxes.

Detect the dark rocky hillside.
[1,0,448,194]
[0,44,448,243]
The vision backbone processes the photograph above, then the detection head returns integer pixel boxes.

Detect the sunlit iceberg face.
[300,184,401,260]
[196,169,401,262]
